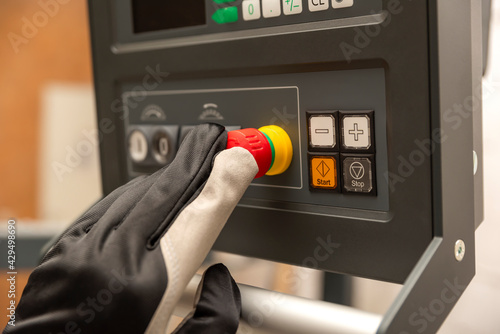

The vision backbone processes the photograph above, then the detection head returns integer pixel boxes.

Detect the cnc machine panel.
[88,0,479,284]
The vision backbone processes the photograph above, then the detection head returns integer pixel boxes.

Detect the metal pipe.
[175,275,382,334]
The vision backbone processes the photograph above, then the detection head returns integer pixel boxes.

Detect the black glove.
[4,123,258,334]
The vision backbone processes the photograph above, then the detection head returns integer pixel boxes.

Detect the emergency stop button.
[309,155,339,190]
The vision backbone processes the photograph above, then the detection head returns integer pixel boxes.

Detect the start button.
[309,155,338,190]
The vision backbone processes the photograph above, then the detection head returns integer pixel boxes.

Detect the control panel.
[122,68,388,213]
[89,0,483,288]
[112,0,383,49]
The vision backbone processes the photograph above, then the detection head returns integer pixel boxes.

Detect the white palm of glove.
[148,147,258,333]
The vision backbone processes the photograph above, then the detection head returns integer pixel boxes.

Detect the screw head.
[455,240,466,262]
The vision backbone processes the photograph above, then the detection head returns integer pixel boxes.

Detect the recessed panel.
[121,67,388,212]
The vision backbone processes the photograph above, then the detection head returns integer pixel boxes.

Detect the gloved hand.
[5,124,258,334]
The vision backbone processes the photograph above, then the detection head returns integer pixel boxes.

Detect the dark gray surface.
[323,272,353,306]
[378,1,477,333]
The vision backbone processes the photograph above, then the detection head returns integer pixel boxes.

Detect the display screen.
[132,0,206,33]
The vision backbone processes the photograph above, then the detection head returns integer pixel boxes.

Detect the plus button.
[348,123,364,142]
[342,114,372,150]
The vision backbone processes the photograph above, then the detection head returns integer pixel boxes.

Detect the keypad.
[307,110,376,195]
[236,0,355,22]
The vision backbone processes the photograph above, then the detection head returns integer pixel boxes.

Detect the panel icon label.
[283,0,303,15]
[308,0,329,11]
[349,161,365,180]
[262,0,282,18]
[243,0,261,20]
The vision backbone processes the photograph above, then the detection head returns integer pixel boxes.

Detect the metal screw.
[455,240,466,262]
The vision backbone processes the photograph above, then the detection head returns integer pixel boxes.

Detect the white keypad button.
[283,0,303,15]
[309,115,336,148]
[308,0,329,12]
[332,0,354,9]
[243,0,261,21]
[262,0,281,18]
[342,116,371,149]
[128,130,148,162]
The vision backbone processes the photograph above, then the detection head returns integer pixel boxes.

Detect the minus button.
[309,115,336,148]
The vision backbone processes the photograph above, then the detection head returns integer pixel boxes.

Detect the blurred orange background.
[0,0,92,220]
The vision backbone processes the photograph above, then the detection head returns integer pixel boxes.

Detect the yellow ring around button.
[259,125,293,176]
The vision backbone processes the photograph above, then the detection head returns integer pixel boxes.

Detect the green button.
[213,0,236,3]
[212,7,238,24]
